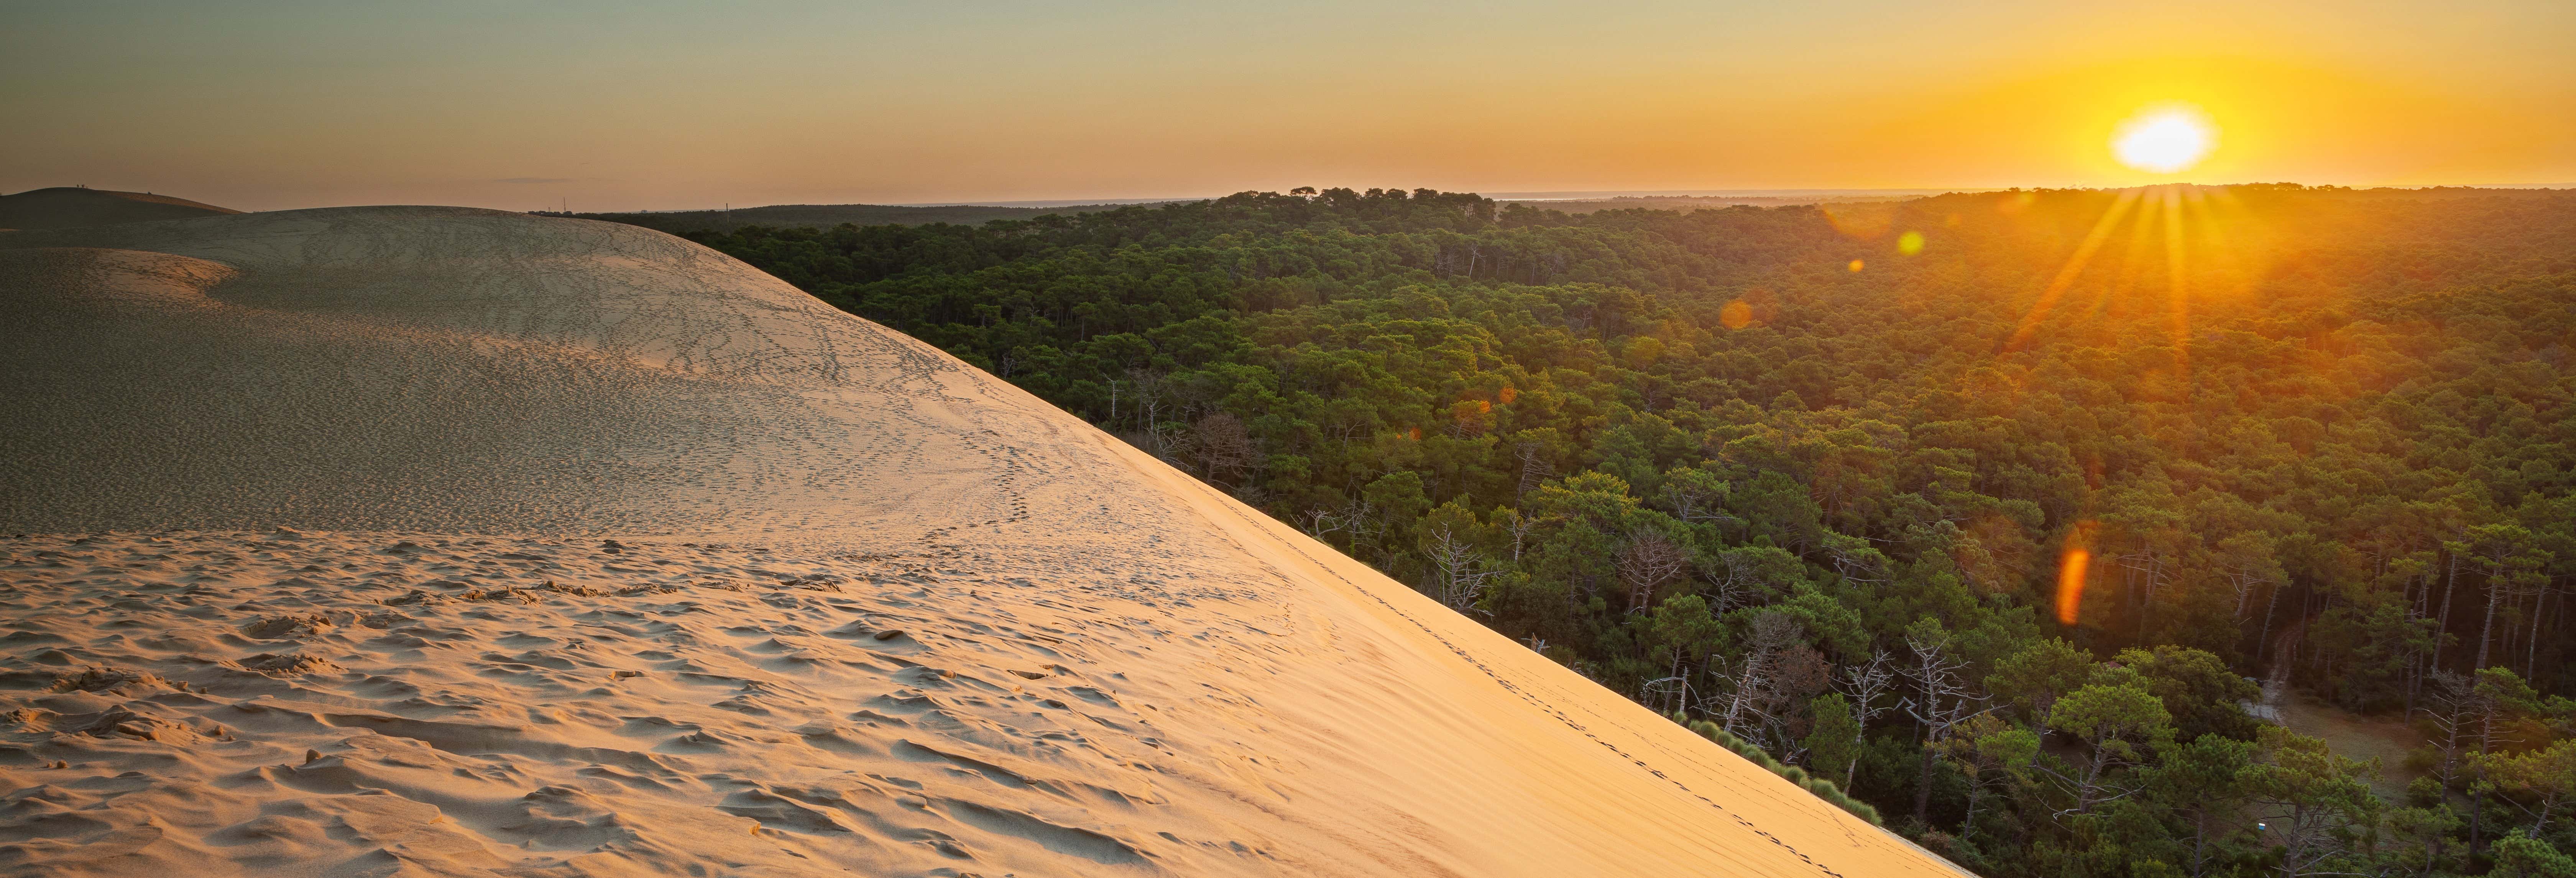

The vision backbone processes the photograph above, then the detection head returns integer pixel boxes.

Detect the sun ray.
[2162,185,2191,390]
[2104,187,2162,326]
[2005,188,2143,352]
[2181,185,2252,300]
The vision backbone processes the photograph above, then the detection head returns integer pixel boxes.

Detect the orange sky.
[6,1,2571,210]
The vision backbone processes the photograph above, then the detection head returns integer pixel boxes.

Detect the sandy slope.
[0,188,240,231]
[0,208,1964,877]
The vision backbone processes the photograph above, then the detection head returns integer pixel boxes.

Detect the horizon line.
[557,182,2576,215]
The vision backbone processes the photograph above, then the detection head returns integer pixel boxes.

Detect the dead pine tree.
[1123,367,1170,437]
[1901,619,1987,827]
[1701,548,1785,615]
[2423,671,2478,789]
[1717,610,1803,737]
[1513,441,1553,502]
[1499,509,1540,563]
[1834,647,1900,789]
[1638,652,1694,719]
[1190,413,1258,491]
[1338,496,1383,543]
[1296,506,1346,542]
[1617,530,1688,614]
[1423,522,1501,612]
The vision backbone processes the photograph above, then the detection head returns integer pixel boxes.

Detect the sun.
[2111,103,2218,174]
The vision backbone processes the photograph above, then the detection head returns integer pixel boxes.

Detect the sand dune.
[0,207,1963,876]
[0,188,241,231]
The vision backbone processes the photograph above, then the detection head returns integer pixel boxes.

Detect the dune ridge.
[0,208,1964,876]
[0,188,242,231]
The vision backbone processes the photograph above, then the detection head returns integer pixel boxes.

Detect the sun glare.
[2112,104,2217,174]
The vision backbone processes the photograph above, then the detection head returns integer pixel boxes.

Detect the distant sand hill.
[0,187,241,230]
[0,206,1965,876]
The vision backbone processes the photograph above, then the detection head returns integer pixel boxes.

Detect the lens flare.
[2055,520,2099,626]
[2054,549,2089,625]
[2112,104,2217,174]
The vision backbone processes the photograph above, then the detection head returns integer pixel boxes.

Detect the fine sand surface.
[0,188,241,231]
[0,207,1965,877]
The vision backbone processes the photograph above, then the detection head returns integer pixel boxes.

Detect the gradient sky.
[6,0,2571,211]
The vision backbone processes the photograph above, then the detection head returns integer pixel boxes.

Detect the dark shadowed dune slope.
[0,187,242,230]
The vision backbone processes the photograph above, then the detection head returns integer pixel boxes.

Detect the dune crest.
[0,187,242,231]
[0,208,1962,876]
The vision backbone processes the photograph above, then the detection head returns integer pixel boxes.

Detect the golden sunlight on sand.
[0,205,1967,877]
